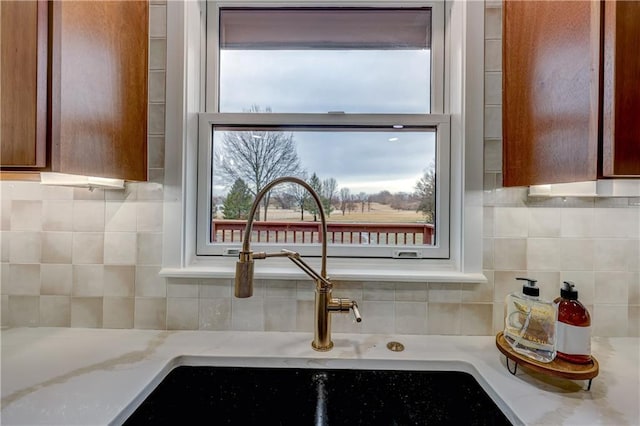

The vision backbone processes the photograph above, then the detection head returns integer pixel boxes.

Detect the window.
[197,3,449,259]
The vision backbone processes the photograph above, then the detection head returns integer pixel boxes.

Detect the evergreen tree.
[222,178,253,220]
[305,173,323,221]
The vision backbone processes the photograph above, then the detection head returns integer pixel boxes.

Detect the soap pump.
[504,277,557,363]
[554,281,592,364]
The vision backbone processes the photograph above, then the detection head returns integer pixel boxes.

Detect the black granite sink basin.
[123,366,512,425]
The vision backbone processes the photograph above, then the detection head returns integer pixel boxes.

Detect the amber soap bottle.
[554,281,592,364]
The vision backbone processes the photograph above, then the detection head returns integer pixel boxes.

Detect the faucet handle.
[329,298,362,322]
[351,301,362,323]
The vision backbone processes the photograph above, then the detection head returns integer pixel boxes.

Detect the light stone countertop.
[1,327,638,425]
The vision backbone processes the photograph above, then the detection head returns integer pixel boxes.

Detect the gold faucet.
[234,176,362,351]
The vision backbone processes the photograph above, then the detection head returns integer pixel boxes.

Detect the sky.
[212,49,436,196]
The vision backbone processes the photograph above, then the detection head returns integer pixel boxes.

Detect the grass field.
[247,202,426,223]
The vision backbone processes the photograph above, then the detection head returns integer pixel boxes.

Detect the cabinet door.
[0,0,48,168]
[502,1,600,187]
[602,1,640,177]
[51,1,148,181]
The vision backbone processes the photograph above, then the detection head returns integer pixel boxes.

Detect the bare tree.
[216,106,301,220]
[289,171,309,221]
[321,177,338,217]
[357,192,367,213]
[339,187,351,216]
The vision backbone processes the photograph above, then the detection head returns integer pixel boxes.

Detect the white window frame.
[197,113,450,259]
[199,1,448,260]
[161,0,486,283]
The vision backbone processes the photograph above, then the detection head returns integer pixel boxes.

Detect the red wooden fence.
[211,220,435,245]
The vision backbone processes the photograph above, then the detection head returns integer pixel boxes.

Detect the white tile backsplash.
[6,264,41,296]
[105,202,137,232]
[167,297,199,330]
[494,207,528,237]
[484,39,502,72]
[9,232,42,263]
[1,1,638,338]
[559,239,594,271]
[103,297,134,329]
[104,232,137,265]
[484,6,502,39]
[493,238,527,270]
[484,72,502,106]
[395,301,427,334]
[39,295,70,326]
[42,200,74,231]
[528,208,561,238]
[72,201,105,232]
[199,297,231,330]
[593,208,640,239]
[561,208,594,238]
[134,297,166,329]
[41,232,72,264]
[10,200,42,231]
[72,233,104,264]
[103,265,136,297]
[71,297,102,328]
[461,303,493,336]
[594,239,636,271]
[594,272,632,304]
[135,266,166,297]
[360,300,395,334]
[231,297,264,331]
[526,238,562,271]
[40,264,73,295]
[149,4,167,37]
[428,303,461,335]
[72,265,104,297]
[264,298,297,331]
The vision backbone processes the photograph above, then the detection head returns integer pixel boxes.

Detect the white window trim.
[161,0,486,283]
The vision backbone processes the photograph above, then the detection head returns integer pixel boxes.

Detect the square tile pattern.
[0,2,637,337]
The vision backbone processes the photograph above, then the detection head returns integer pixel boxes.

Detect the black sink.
[123,366,512,425]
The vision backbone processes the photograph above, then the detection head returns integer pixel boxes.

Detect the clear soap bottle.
[504,277,557,363]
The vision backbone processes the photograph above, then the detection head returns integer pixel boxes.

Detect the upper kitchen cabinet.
[502,0,599,187]
[50,0,149,181]
[1,0,148,181]
[0,0,48,168]
[502,0,640,187]
[602,0,640,177]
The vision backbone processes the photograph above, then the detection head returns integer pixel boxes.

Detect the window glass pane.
[218,8,432,113]
[220,50,430,113]
[210,127,437,247]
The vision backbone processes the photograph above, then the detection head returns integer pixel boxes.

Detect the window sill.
[160,257,487,283]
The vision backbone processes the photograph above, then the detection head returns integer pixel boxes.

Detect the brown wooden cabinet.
[0,0,48,168]
[502,0,640,187]
[1,0,148,181]
[601,0,640,177]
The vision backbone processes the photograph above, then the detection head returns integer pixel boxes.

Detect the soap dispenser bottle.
[504,277,557,363]
[554,281,592,364]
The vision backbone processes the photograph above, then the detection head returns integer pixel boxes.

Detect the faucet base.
[311,340,334,352]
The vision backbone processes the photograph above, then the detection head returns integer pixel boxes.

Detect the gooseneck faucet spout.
[234,176,361,351]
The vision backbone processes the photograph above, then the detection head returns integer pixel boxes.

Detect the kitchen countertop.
[1,327,638,425]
